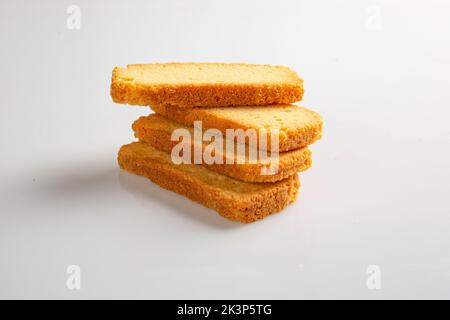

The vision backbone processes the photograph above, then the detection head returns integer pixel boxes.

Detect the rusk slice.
[111,63,303,107]
[132,114,312,183]
[118,142,300,223]
[151,104,323,152]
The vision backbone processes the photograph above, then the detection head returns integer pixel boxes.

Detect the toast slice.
[132,114,312,183]
[111,63,303,107]
[118,142,300,223]
[151,104,323,152]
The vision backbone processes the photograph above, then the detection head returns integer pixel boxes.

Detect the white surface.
[1,0,449,299]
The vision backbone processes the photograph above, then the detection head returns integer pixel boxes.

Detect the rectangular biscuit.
[118,142,300,223]
[132,114,312,183]
[151,104,323,152]
[111,63,303,107]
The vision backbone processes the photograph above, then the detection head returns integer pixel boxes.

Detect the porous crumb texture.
[111,63,303,107]
[132,114,312,182]
[151,104,323,152]
[118,142,300,223]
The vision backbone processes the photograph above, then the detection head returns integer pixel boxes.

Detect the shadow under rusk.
[9,158,120,215]
[117,170,244,229]
[42,167,118,196]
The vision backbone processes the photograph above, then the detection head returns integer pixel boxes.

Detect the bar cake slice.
[111,63,303,107]
[118,142,300,223]
[151,104,323,152]
[132,114,312,183]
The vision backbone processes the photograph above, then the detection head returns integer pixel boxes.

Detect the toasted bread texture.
[132,114,312,182]
[151,104,323,152]
[118,142,300,223]
[111,63,303,107]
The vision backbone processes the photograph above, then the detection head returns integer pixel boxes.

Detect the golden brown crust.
[150,105,323,152]
[110,63,303,107]
[132,114,312,182]
[118,142,300,223]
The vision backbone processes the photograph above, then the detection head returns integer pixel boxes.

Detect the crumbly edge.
[132,116,312,182]
[111,67,303,107]
[118,143,300,223]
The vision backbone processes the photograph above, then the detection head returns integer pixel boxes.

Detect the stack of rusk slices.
[111,63,322,223]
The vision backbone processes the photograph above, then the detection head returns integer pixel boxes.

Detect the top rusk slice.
[111,63,303,108]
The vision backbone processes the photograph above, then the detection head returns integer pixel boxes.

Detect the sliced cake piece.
[151,104,323,152]
[118,142,300,223]
[111,63,303,107]
[132,114,312,183]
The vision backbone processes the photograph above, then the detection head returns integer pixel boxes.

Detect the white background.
[1,0,449,299]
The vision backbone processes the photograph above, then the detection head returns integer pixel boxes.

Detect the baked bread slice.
[111,63,303,107]
[151,104,323,152]
[118,142,300,223]
[132,114,312,183]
